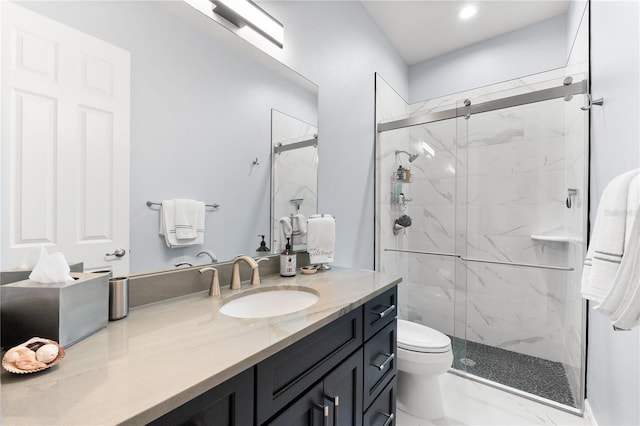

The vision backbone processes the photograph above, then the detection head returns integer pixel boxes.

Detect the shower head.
[395,150,419,163]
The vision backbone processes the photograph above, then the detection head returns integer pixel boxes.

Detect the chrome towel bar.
[146,200,220,209]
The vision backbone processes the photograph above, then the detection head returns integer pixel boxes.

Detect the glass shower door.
[454,85,588,410]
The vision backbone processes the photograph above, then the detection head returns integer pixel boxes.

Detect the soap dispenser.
[280,237,296,277]
[256,234,270,255]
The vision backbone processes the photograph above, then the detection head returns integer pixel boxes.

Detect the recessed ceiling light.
[459,5,477,20]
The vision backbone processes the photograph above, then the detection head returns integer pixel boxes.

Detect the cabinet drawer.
[363,319,397,409]
[256,308,363,425]
[363,287,397,341]
[363,375,396,426]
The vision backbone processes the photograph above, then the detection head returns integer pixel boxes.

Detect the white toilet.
[396,319,453,420]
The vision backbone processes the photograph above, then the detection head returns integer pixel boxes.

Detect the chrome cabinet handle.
[381,411,395,426]
[326,394,339,426]
[312,403,328,426]
[372,304,395,318]
[371,352,395,371]
[105,248,126,257]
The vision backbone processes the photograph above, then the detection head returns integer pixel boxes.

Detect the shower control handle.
[372,304,396,319]
[381,412,395,426]
[371,352,395,371]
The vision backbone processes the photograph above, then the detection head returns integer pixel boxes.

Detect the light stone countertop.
[1,267,401,425]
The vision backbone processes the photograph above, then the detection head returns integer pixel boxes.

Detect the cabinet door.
[149,368,253,426]
[323,348,363,426]
[266,381,326,426]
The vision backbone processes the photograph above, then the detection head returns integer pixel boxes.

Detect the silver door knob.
[106,248,126,257]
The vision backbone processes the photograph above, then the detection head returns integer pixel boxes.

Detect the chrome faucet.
[196,249,218,263]
[230,255,269,289]
[199,267,220,297]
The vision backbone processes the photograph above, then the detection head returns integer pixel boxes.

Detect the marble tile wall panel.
[465,262,564,361]
[404,253,457,335]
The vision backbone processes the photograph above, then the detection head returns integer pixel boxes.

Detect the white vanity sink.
[219,287,319,319]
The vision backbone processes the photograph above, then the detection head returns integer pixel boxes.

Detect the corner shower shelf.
[530,233,583,244]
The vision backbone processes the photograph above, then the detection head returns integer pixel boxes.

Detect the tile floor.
[396,373,589,426]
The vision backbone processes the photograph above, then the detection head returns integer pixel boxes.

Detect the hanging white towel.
[292,213,308,247]
[279,216,293,252]
[174,199,202,240]
[595,174,640,329]
[581,169,640,302]
[159,200,205,248]
[610,214,640,329]
[307,214,335,264]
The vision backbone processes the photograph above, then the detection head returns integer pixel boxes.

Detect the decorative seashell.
[3,347,26,363]
[35,344,59,363]
[15,357,47,371]
[2,338,65,374]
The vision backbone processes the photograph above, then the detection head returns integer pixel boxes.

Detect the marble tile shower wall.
[457,99,570,362]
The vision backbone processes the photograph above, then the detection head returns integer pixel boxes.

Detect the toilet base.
[397,370,445,420]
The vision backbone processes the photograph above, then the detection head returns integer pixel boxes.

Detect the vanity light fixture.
[459,5,477,20]
[211,0,284,48]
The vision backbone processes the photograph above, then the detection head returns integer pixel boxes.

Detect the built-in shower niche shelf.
[530,232,583,244]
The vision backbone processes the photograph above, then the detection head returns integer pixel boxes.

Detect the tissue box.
[1,272,109,349]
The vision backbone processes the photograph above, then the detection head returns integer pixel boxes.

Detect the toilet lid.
[397,319,451,353]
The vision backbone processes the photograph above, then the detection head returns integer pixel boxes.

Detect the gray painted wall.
[408,14,568,103]
[589,2,640,425]
[258,1,409,269]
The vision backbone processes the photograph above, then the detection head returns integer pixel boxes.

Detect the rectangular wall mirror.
[1,1,319,276]
[270,109,318,254]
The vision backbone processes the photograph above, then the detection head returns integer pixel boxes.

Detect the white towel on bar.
[595,174,640,329]
[174,199,202,240]
[307,214,335,264]
[159,200,205,248]
[581,169,640,303]
[292,213,308,247]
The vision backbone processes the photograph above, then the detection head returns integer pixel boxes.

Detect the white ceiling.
[361,0,570,65]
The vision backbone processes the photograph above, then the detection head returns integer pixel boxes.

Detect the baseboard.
[584,399,598,425]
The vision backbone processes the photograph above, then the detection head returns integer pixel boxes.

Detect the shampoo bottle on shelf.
[280,237,296,277]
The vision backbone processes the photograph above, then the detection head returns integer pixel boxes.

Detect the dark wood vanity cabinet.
[152,286,398,426]
[261,286,397,426]
[150,367,254,426]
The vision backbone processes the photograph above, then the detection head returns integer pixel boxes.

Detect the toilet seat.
[398,319,451,353]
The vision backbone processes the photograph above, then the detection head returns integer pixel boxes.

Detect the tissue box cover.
[1,272,109,349]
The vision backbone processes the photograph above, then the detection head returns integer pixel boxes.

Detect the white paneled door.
[1,3,131,275]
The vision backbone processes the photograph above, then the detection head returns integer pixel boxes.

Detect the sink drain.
[460,358,476,367]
